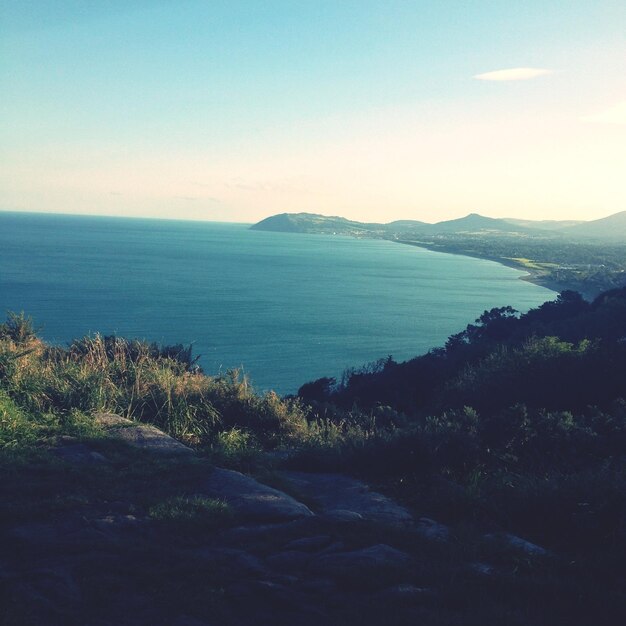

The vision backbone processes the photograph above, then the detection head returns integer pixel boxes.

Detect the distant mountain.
[428,213,531,234]
[250,213,384,235]
[385,219,428,230]
[503,218,585,231]
[252,212,539,237]
[251,210,626,240]
[560,211,626,240]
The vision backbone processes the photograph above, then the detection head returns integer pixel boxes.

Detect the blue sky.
[1,1,625,223]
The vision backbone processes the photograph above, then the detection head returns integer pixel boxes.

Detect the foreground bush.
[0,327,310,452]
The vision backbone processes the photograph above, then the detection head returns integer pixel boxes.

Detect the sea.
[0,212,554,394]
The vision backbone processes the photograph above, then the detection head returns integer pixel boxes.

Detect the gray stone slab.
[309,544,412,578]
[94,413,193,455]
[484,532,549,556]
[278,471,413,526]
[415,517,450,541]
[51,444,109,465]
[284,535,332,552]
[202,468,314,522]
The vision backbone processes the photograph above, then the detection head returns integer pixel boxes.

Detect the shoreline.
[393,239,565,295]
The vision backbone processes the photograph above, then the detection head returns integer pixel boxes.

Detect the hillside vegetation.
[2,289,626,624]
[295,290,626,593]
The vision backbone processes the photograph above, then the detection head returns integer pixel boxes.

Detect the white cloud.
[473,67,553,81]
[581,101,626,125]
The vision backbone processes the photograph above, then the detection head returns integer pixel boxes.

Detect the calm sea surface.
[0,212,554,393]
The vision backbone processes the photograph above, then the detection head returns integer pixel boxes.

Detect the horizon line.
[1,207,622,226]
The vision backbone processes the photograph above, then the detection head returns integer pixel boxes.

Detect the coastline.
[393,240,564,295]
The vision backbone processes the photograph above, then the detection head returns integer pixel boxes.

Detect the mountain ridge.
[251,210,626,239]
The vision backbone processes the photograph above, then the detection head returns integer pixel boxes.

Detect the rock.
[376,584,434,605]
[284,535,332,552]
[484,532,549,556]
[195,548,267,578]
[225,579,291,602]
[225,580,327,621]
[173,616,215,626]
[469,562,496,576]
[268,574,300,586]
[415,517,450,541]
[266,550,311,573]
[298,578,336,594]
[92,515,142,533]
[9,520,110,550]
[7,567,80,623]
[95,413,193,455]
[201,468,314,522]
[321,509,364,523]
[309,544,412,579]
[94,412,132,427]
[319,541,345,554]
[104,500,133,515]
[58,435,79,443]
[51,443,109,464]
[221,520,304,542]
[278,471,413,526]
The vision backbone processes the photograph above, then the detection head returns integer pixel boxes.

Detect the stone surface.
[298,578,336,594]
[7,567,81,623]
[95,413,193,455]
[376,584,434,605]
[94,412,133,427]
[318,541,345,555]
[278,471,413,526]
[195,547,267,578]
[51,443,109,464]
[173,616,215,626]
[415,517,450,541]
[266,550,312,573]
[309,544,412,578]
[321,509,364,523]
[469,562,496,576]
[92,515,142,533]
[485,532,549,556]
[285,535,332,552]
[9,520,110,550]
[202,468,314,522]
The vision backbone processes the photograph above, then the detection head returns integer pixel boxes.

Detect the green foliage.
[0,390,37,448]
[208,427,264,471]
[0,311,37,344]
[0,314,311,451]
[315,287,626,414]
[148,495,233,529]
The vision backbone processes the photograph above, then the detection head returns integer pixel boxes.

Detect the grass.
[0,330,313,454]
[149,495,233,529]
[0,390,37,448]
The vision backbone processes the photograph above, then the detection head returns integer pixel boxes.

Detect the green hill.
[561,210,626,240]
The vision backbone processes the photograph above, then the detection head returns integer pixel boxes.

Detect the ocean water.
[0,212,554,393]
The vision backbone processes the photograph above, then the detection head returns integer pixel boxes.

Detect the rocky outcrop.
[202,468,314,522]
[95,413,194,455]
[277,471,413,526]
[5,414,544,625]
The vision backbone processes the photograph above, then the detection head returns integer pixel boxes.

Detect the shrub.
[0,311,37,345]
[0,390,37,448]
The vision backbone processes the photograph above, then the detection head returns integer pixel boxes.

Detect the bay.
[0,212,553,393]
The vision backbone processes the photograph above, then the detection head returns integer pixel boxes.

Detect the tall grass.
[0,323,311,450]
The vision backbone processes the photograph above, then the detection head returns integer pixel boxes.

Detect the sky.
[1,0,625,224]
